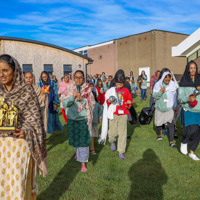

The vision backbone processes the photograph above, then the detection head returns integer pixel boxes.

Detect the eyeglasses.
[74,76,84,80]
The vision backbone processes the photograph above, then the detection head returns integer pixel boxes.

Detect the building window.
[22,64,33,73]
[63,65,72,76]
[44,64,53,75]
[79,50,88,57]
[83,50,88,57]
[99,55,102,59]
[188,52,197,62]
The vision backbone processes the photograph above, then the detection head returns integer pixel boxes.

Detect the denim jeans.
[141,88,147,100]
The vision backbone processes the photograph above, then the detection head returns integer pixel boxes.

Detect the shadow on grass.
[128,149,168,200]
[46,124,68,152]
[173,118,183,152]
[90,123,105,166]
[126,123,140,152]
[90,139,104,166]
[37,155,80,200]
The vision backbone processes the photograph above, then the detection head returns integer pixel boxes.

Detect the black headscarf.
[179,60,200,87]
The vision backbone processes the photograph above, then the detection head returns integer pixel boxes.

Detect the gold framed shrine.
[0,97,18,132]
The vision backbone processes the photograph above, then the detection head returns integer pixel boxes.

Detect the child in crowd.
[89,86,103,155]
[99,70,132,159]
[107,75,113,89]
[96,79,105,105]
[103,76,108,92]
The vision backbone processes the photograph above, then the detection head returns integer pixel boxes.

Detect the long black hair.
[179,60,200,87]
[92,91,98,103]
[109,69,131,93]
[114,69,125,83]
[0,54,15,71]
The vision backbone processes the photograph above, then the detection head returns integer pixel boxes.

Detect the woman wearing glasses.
[62,70,95,172]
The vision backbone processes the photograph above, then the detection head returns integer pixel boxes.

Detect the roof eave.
[0,36,93,62]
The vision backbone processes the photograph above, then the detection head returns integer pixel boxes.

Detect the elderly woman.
[24,71,48,132]
[178,60,200,161]
[0,54,47,200]
[62,70,95,172]
[39,71,63,136]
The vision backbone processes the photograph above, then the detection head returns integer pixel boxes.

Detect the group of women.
[1,53,200,199]
[0,54,94,199]
[152,61,200,160]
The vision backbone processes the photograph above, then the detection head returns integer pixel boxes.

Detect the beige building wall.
[116,31,153,77]
[87,42,116,76]
[116,30,188,79]
[0,40,89,82]
[154,31,188,75]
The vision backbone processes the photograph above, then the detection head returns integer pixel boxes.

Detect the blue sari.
[39,71,63,133]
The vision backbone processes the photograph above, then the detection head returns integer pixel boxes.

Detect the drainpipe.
[85,60,93,82]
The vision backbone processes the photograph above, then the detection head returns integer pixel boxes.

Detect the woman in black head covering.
[178,60,200,161]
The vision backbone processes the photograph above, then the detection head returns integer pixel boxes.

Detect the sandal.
[170,143,177,148]
[91,150,96,155]
[81,165,87,172]
[110,143,116,151]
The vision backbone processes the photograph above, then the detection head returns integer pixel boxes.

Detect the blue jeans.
[141,88,147,100]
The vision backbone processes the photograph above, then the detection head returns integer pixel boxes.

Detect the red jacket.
[107,87,132,115]
[96,86,105,105]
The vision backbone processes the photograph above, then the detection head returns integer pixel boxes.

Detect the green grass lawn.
[37,94,200,200]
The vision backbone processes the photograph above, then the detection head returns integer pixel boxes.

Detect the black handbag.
[139,104,155,125]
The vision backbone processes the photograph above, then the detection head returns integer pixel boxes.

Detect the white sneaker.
[189,153,200,161]
[180,143,188,155]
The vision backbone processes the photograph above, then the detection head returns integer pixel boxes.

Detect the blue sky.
[0,0,200,49]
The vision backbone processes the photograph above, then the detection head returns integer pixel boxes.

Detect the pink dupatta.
[63,81,95,133]
[58,75,71,95]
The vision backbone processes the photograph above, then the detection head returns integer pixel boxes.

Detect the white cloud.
[1,0,200,48]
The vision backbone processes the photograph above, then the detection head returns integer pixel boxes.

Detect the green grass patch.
[37,94,200,200]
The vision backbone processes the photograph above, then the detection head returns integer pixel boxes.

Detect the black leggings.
[180,109,200,152]
[156,122,174,142]
[181,125,200,152]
